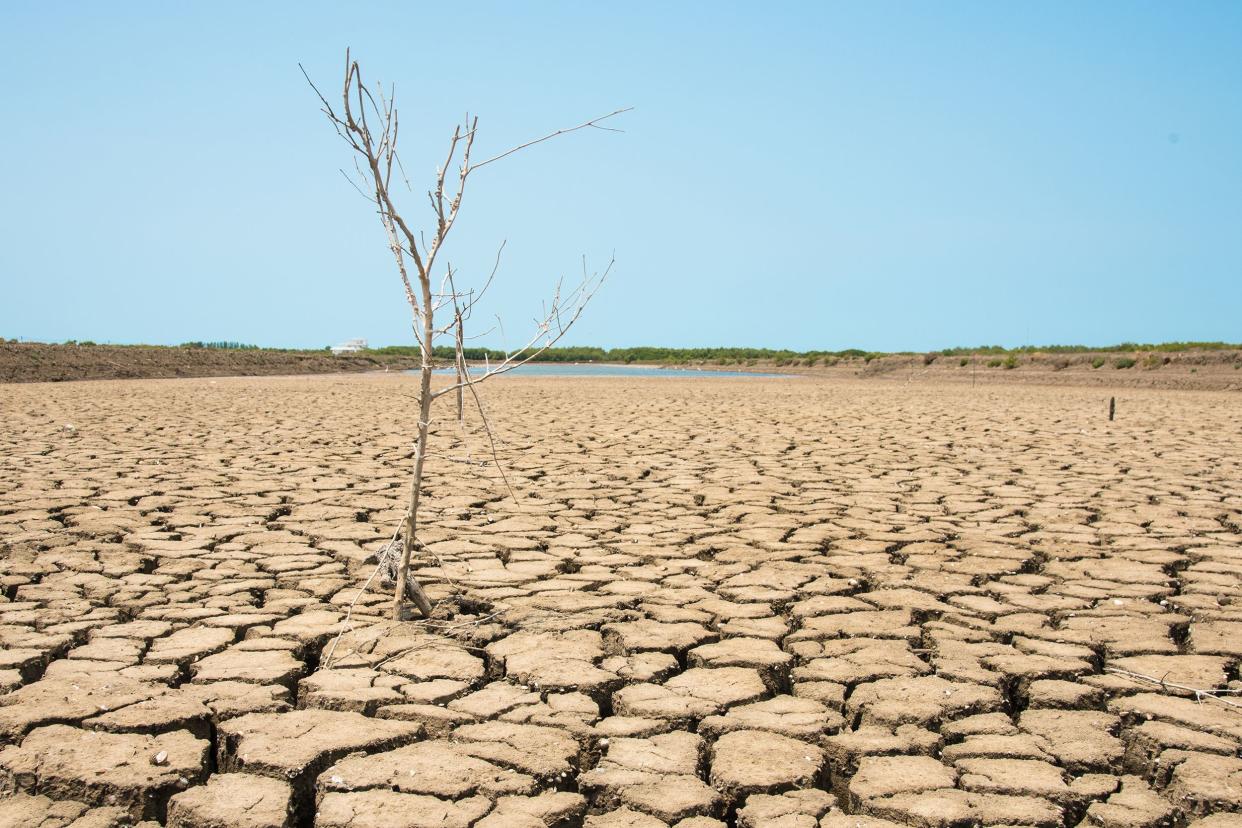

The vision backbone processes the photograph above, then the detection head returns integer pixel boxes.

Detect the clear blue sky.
[2,2,1239,352]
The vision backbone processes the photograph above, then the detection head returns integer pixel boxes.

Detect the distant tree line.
[935,341,1239,356]
[178,341,260,350]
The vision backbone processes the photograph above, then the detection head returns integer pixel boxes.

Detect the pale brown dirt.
[0,373,1239,827]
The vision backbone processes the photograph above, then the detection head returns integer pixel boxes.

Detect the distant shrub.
[1091,357,1106,369]
[923,353,937,365]
[1114,357,1136,369]
[940,345,1007,357]
[180,341,259,350]
[987,359,1003,368]
[1003,354,1018,370]
[959,358,969,367]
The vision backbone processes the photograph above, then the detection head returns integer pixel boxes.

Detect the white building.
[330,338,368,355]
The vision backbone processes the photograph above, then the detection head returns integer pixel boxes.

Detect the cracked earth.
[1,373,1240,828]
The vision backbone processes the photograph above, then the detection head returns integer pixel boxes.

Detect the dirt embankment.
[697,349,1242,391]
[0,343,421,383]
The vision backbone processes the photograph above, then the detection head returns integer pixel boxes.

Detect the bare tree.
[303,51,625,620]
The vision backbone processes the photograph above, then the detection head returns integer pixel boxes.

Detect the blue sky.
[1,2,1239,351]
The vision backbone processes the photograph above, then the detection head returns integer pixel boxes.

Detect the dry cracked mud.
[1,373,1240,827]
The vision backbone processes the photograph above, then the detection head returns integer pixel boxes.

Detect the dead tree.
[303,52,624,620]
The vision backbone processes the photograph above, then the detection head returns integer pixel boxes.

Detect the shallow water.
[423,363,791,378]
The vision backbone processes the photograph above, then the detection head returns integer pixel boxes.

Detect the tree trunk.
[392,289,437,620]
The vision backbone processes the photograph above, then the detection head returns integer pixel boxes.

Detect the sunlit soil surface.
[1,374,1239,827]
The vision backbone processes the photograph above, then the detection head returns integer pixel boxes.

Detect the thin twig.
[322,524,401,668]
[469,108,632,172]
[1104,667,1242,710]
[430,254,614,399]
